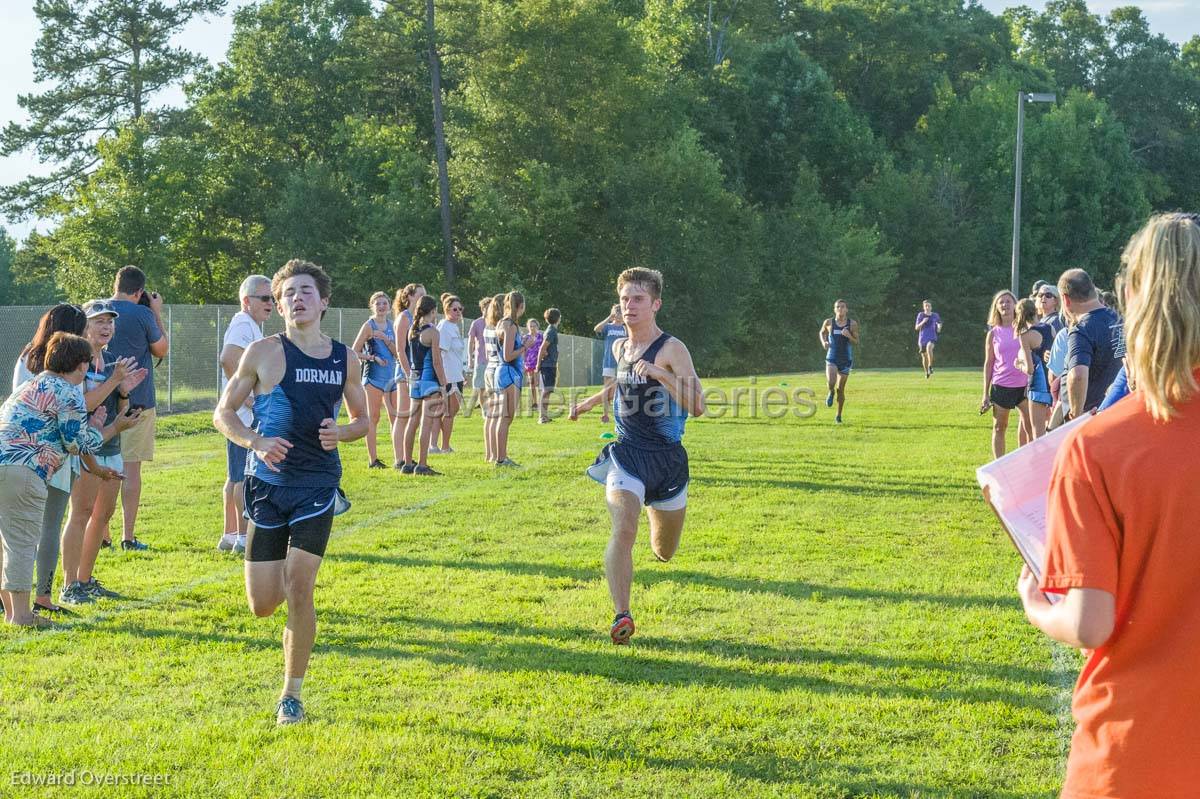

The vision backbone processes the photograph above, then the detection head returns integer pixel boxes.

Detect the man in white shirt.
[217,275,274,553]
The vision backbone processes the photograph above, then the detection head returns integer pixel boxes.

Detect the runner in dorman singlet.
[570,267,706,646]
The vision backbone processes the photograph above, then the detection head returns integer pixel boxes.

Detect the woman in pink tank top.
[981,289,1033,459]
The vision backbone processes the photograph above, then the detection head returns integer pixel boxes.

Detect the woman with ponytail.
[398,294,445,476]
[491,292,527,467]
[390,283,425,468]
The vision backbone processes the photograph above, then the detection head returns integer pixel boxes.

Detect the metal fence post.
[216,306,223,393]
[338,309,343,342]
[167,305,174,414]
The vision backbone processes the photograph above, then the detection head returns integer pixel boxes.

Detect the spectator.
[523,319,543,412]
[537,308,561,424]
[1058,269,1123,417]
[1015,298,1053,442]
[1018,212,1200,798]
[9,304,88,614]
[351,291,398,471]
[217,276,273,552]
[594,305,624,424]
[1034,283,1064,338]
[1046,306,1075,429]
[0,333,105,627]
[60,301,147,605]
[980,290,1029,459]
[466,298,490,413]
[390,283,426,468]
[108,265,169,551]
[435,295,466,453]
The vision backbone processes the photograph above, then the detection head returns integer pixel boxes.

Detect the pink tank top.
[991,325,1029,388]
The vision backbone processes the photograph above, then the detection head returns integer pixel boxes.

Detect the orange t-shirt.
[1041,388,1200,799]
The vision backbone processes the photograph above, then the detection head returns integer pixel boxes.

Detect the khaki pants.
[0,464,49,592]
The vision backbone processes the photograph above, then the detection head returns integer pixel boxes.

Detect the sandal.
[34,601,70,615]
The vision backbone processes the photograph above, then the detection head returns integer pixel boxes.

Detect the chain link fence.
[0,305,606,413]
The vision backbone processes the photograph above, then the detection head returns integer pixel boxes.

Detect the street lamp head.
[1027,92,1057,104]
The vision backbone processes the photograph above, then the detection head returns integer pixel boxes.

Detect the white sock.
[283,676,303,697]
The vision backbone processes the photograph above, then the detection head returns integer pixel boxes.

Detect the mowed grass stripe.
[0,369,1075,798]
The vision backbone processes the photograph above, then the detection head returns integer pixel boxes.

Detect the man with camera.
[108,265,170,551]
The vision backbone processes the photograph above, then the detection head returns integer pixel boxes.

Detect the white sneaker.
[233,535,247,554]
[429,445,443,454]
[217,533,238,552]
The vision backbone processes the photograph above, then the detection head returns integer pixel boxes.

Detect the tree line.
[2,0,1197,371]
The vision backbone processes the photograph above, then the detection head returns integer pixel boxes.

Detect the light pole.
[1011,91,1057,297]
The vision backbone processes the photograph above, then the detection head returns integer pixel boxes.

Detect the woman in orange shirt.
[1018,212,1200,799]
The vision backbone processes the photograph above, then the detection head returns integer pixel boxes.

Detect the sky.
[1,0,1196,243]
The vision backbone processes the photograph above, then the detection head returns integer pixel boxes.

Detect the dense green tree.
[0,0,226,218]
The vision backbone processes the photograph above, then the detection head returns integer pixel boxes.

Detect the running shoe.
[59,582,95,605]
[538,417,552,424]
[429,445,443,454]
[121,538,149,551]
[496,458,521,468]
[84,577,121,599]
[440,446,455,453]
[400,462,416,474]
[234,535,247,555]
[368,459,387,469]
[835,415,843,424]
[100,539,112,549]
[610,612,635,645]
[413,464,443,476]
[217,533,237,552]
[825,392,834,407]
[276,695,305,725]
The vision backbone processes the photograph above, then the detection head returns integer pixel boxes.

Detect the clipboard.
[976,411,1095,597]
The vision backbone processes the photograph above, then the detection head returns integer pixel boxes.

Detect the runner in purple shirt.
[915,300,943,379]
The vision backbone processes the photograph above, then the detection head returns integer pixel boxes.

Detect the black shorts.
[539,365,558,390]
[990,384,1027,410]
[444,381,464,394]
[243,476,349,561]
[601,441,689,506]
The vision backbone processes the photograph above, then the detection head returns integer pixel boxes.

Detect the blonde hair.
[987,290,1017,328]
[368,291,389,310]
[503,291,525,325]
[485,293,505,327]
[1119,213,1200,421]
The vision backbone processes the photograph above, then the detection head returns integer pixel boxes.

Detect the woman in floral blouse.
[0,333,107,627]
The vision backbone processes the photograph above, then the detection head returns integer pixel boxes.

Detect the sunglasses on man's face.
[1037,293,1056,299]
[251,295,275,304]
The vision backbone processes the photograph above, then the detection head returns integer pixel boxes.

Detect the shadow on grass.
[329,552,1014,611]
[434,724,1040,799]
[109,617,1048,710]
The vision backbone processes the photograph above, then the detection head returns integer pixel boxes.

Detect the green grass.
[0,369,1076,798]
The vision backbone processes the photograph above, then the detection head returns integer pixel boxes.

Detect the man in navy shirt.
[1059,269,1123,417]
[108,266,170,550]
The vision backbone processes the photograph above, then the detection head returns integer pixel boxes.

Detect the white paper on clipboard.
[976,412,1094,587]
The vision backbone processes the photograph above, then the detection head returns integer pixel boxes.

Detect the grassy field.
[0,369,1076,798]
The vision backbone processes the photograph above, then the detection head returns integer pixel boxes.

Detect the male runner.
[819,299,859,424]
[214,259,368,725]
[570,268,704,644]
[914,299,942,378]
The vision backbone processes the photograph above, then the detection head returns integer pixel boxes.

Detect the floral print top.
[0,372,103,481]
